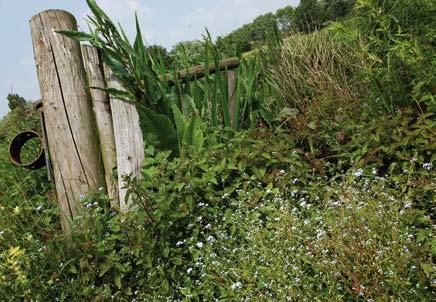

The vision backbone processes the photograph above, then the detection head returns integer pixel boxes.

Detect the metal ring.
[9,131,46,170]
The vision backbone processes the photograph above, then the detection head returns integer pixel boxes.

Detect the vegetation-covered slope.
[0,0,434,300]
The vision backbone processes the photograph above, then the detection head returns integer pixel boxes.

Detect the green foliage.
[294,0,328,33]
[217,13,278,55]
[354,0,436,112]
[266,28,369,150]
[59,0,275,156]
[138,107,179,155]
[170,40,206,67]
[323,0,356,19]
[59,0,181,154]
[331,111,435,211]
[7,93,26,111]
[1,130,433,300]
[275,6,295,32]
[1,0,435,300]
[146,44,173,68]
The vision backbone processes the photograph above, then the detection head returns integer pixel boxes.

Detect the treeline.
[148,0,355,65]
[216,0,355,55]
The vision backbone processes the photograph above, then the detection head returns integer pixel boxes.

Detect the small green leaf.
[308,121,317,130]
[98,261,112,277]
[114,273,122,289]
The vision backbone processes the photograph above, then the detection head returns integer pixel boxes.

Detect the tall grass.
[266,29,369,126]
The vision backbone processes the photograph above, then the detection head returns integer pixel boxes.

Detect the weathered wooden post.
[81,45,119,207]
[104,67,144,212]
[30,10,106,230]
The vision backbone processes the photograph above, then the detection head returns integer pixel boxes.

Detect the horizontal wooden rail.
[160,57,240,87]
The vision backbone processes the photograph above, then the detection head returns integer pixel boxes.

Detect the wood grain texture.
[104,66,144,213]
[161,57,240,86]
[30,10,105,230]
[82,45,119,207]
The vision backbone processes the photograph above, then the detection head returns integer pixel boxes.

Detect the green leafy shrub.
[355,0,436,112]
[265,28,370,154]
[1,0,435,300]
[2,130,433,300]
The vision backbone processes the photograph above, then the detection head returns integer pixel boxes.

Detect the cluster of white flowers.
[352,168,364,178]
[422,162,433,170]
[84,201,99,209]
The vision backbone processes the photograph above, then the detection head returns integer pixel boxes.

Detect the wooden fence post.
[30,10,106,230]
[81,45,119,207]
[104,67,144,213]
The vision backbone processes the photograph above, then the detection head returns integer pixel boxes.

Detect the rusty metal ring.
[9,131,46,170]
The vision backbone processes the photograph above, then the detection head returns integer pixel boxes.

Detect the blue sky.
[0,0,297,117]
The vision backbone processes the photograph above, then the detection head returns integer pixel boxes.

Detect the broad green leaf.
[139,107,179,154]
[171,103,186,150]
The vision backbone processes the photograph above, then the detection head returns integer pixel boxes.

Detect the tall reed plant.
[59,0,276,156]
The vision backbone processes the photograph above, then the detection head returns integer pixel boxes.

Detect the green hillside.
[0,0,434,300]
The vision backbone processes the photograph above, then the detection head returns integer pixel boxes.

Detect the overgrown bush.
[1,130,434,300]
[354,0,436,113]
[267,29,369,128]
[1,0,435,300]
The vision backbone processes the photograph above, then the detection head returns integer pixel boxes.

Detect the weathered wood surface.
[81,45,119,206]
[104,67,144,212]
[30,10,105,230]
[161,57,240,86]
[227,70,237,128]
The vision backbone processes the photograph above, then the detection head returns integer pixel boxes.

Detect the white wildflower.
[352,168,363,178]
[423,163,433,170]
[231,282,242,290]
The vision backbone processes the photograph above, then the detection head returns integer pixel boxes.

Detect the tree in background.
[7,93,26,110]
[276,6,295,32]
[216,12,278,55]
[322,0,355,19]
[169,1,356,58]
[170,40,206,67]
[147,45,173,68]
[294,0,328,33]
